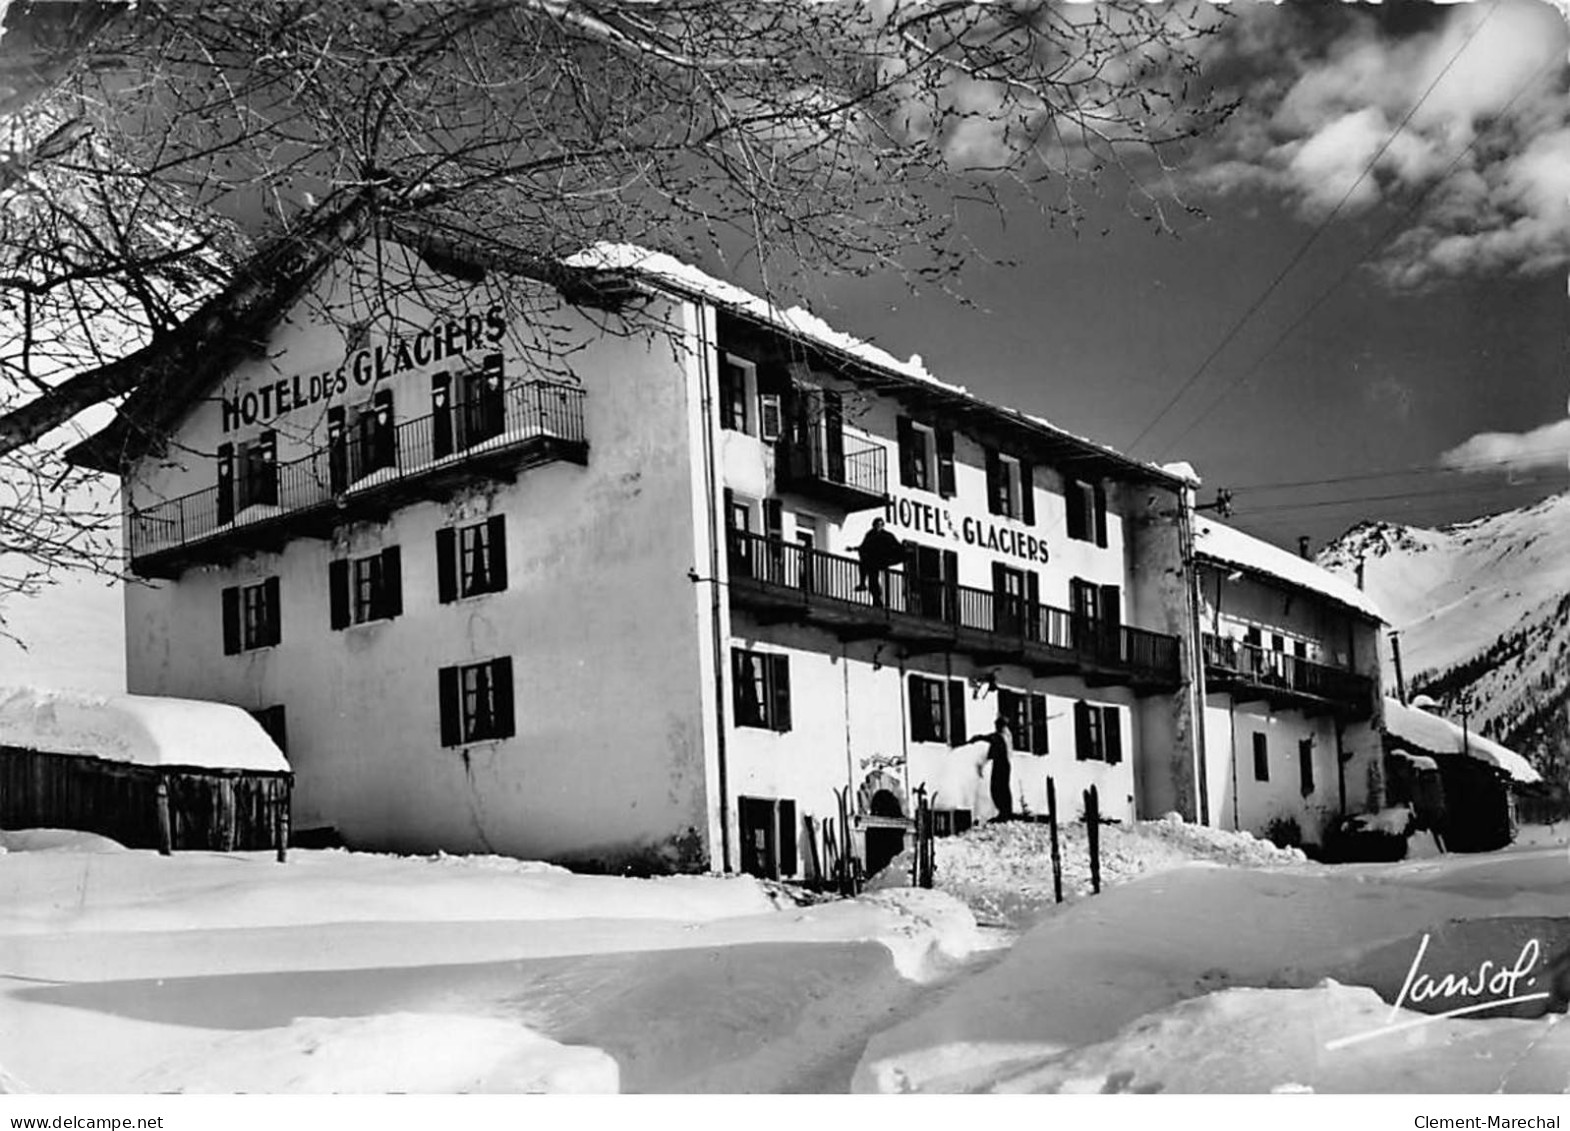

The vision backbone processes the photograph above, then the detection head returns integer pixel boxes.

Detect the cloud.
[1440,417,1570,474]
[1191,0,1570,288]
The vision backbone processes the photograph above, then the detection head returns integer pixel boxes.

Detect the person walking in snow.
[970,715,1015,821]
[852,517,903,608]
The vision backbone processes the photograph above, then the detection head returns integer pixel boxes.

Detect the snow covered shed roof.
[1193,516,1384,623]
[1383,697,1539,785]
[0,687,290,773]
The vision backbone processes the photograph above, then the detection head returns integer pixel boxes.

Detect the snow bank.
[131,1013,617,1094]
[0,686,289,772]
[1194,515,1384,622]
[1385,696,1540,783]
[0,828,127,854]
[918,981,1570,1094]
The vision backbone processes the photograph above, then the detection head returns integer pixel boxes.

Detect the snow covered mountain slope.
[1317,491,1570,780]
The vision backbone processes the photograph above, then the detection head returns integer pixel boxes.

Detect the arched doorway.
[859,772,908,878]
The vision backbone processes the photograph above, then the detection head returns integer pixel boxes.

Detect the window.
[1253,732,1269,782]
[438,657,515,745]
[909,674,967,745]
[719,355,755,434]
[986,450,1035,523]
[1069,578,1122,653]
[222,578,281,654]
[997,689,1050,754]
[896,417,955,496]
[329,547,403,628]
[237,431,278,509]
[1299,738,1315,795]
[1066,477,1108,546]
[732,649,792,732]
[352,390,396,477]
[1073,701,1123,763]
[739,795,798,879]
[992,562,1037,637]
[436,516,508,602]
[250,705,288,755]
[460,353,506,447]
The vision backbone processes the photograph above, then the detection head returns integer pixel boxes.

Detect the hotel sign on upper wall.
[882,495,1051,565]
[219,305,507,433]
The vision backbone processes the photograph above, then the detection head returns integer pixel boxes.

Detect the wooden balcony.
[127,381,587,578]
[728,530,1182,694]
[1202,634,1374,720]
[775,426,888,512]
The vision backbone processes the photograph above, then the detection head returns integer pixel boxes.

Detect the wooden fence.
[0,745,292,853]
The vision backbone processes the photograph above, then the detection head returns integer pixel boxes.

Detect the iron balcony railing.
[728,529,1180,683]
[776,425,888,504]
[1202,633,1373,713]
[129,380,585,563]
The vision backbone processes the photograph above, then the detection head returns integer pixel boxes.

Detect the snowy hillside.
[1317,491,1570,780]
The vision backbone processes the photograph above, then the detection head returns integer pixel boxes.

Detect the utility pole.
[1389,631,1407,706]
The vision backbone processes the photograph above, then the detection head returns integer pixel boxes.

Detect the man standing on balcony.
[852,517,903,608]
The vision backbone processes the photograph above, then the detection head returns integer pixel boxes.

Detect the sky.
[782,0,1570,550]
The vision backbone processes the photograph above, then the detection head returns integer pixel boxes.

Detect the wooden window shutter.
[985,449,1003,515]
[381,546,403,618]
[936,427,956,497]
[486,515,508,592]
[1029,693,1049,754]
[998,689,1020,745]
[1105,707,1123,764]
[896,416,918,487]
[1065,479,1088,541]
[1093,482,1109,547]
[942,549,959,622]
[263,577,282,645]
[217,443,235,524]
[908,674,929,742]
[1020,460,1035,525]
[1026,572,1041,641]
[438,665,462,746]
[431,372,453,459]
[769,653,792,732]
[1099,584,1122,628]
[777,799,798,877]
[1074,700,1092,761]
[435,527,457,603]
[491,656,516,739]
[221,586,241,655]
[763,498,783,541]
[328,559,350,630]
[947,678,967,747]
[723,487,736,527]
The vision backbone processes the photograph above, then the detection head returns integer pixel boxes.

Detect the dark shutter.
[1105,707,1123,764]
[738,797,772,878]
[217,443,235,525]
[908,674,929,742]
[1065,479,1088,541]
[769,653,791,732]
[823,390,845,482]
[436,527,457,603]
[1074,700,1092,761]
[1029,693,1049,754]
[942,549,959,624]
[432,372,453,459]
[262,576,281,645]
[948,678,967,747]
[1100,583,1123,663]
[328,559,350,630]
[936,427,956,497]
[896,416,917,487]
[491,656,515,739]
[1093,482,1109,547]
[985,449,1003,515]
[778,799,798,877]
[438,665,462,746]
[763,498,784,584]
[998,689,1020,746]
[1025,572,1041,642]
[221,586,241,655]
[327,407,347,494]
[381,546,403,617]
[1020,460,1035,525]
[486,515,508,592]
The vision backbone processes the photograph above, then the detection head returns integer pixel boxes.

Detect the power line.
[1231,479,1555,517]
[1153,45,1561,461]
[1122,0,1502,458]
[1228,453,1570,495]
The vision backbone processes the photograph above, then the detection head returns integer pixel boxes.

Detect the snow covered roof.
[0,687,290,773]
[1193,516,1384,622]
[1383,697,1539,784]
[569,243,1194,490]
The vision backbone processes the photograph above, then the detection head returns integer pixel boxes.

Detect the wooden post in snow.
[275,795,289,863]
[1047,776,1063,904]
[1085,784,1102,895]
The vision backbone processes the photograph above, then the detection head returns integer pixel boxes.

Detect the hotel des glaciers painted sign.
[219,305,507,433]
[882,492,1051,566]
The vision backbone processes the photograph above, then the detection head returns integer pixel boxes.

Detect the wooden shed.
[0,687,291,851]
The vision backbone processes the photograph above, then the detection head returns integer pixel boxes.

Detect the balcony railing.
[1202,634,1373,718]
[727,530,1181,691]
[128,381,586,574]
[775,426,888,510]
